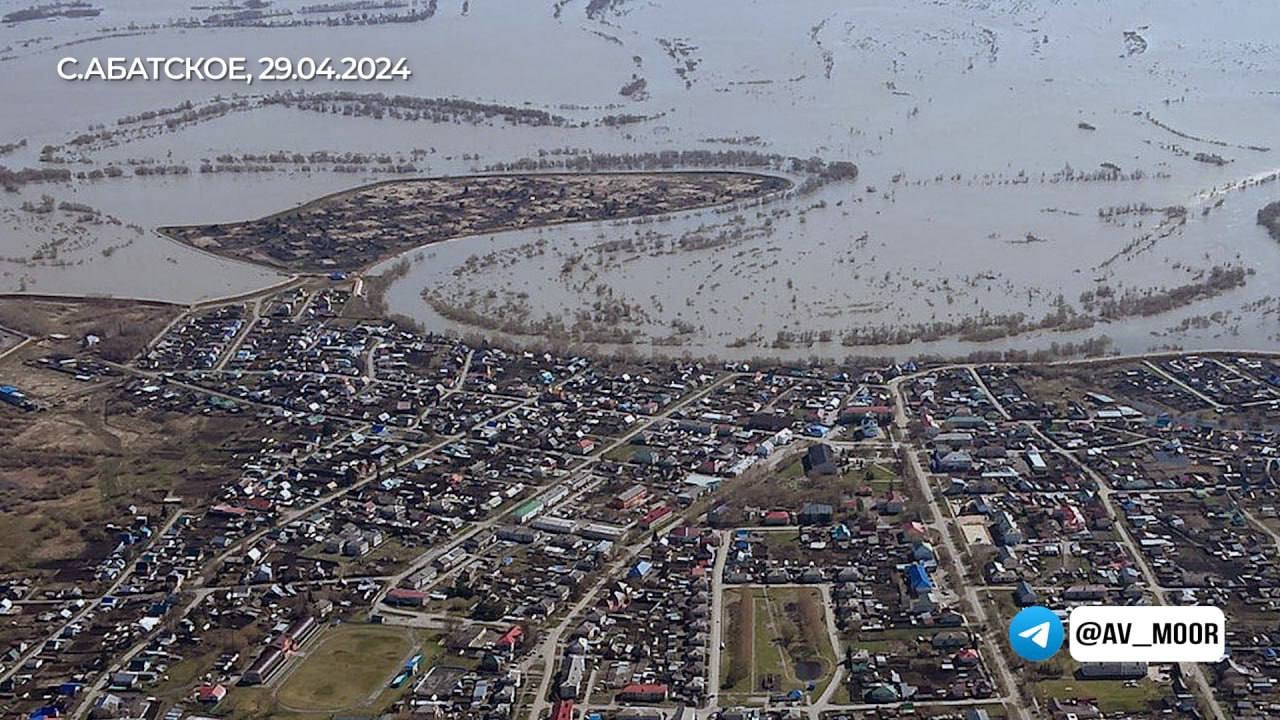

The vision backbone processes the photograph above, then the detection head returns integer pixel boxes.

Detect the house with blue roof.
[906,562,932,594]
[628,560,652,578]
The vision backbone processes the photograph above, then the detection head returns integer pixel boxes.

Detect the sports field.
[276,624,414,713]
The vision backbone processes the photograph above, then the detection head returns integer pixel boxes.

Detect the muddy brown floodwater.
[1,0,1278,358]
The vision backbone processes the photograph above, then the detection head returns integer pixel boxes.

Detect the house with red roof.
[196,684,227,704]
[618,683,668,703]
[550,700,574,720]
[497,625,524,649]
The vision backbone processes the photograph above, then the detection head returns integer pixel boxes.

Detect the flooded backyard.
[2,0,1277,356]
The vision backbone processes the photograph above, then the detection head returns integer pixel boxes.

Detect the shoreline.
[11,169,1273,364]
[154,168,799,273]
[4,288,1278,368]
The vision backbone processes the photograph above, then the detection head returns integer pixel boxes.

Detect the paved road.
[373,367,732,613]
[704,530,730,704]
[5,508,189,708]
[966,366,1011,420]
[213,296,263,371]
[1141,359,1225,410]
[958,361,1232,720]
[889,376,1032,720]
[1032,423,1228,720]
[806,583,846,718]
[523,550,638,720]
[522,373,747,720]
[0,335,31,363]
[25,290,1272,720]
[1231,489,1280,552]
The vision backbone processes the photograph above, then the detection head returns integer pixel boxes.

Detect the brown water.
[1,0,1276,355]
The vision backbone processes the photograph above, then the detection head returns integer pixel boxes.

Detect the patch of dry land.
[0,298,250,579]
[0,297,177,363]
[0,391,257,577]
[161,172,790,272]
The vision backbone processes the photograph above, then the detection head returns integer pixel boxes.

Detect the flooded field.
[2,0,1277,356]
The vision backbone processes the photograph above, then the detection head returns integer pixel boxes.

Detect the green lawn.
[1033,678,1165,713]
[150,653,213,699]
[720,588,757,694]
[162,625,450,718]
[722,587,837,697]
[842,461,901,492]
[847,638,893,653]
[758,528,801,550]
[778,459,806,480]
[751,590,788,689]
[300,537,412,573]
[603,444,637,462]
[275,624,414,713]
[843,626,920,664]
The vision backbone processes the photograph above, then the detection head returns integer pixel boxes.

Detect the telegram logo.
[1009,605,1065,662]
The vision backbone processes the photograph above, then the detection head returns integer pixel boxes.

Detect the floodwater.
[1,0,1277,356]
[793,659,823,683]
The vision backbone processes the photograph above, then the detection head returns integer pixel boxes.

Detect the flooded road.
[1,0,1277,355]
